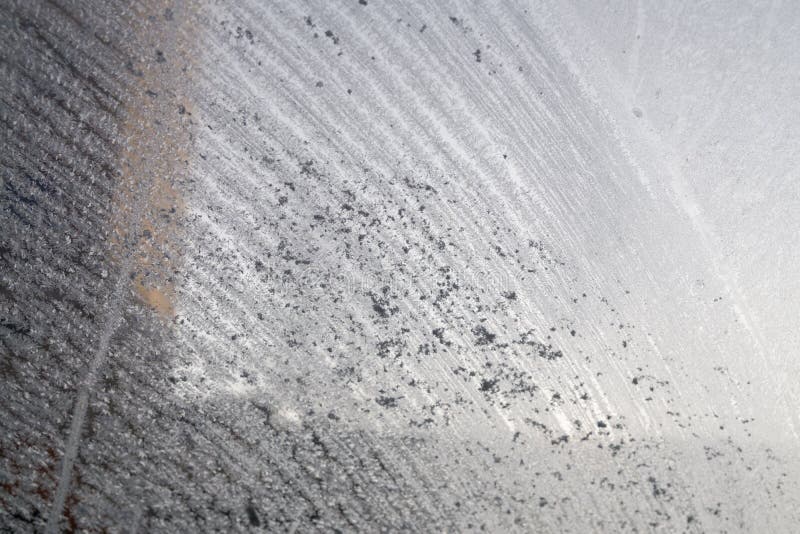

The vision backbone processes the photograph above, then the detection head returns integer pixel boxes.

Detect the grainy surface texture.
[1,0,799,532]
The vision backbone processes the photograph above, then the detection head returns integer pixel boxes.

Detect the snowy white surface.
[2,1,799,531]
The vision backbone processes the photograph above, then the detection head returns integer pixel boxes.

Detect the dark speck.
[245,503,260,527]
[324,30,339,45]
[376,396,400,408]
[472,325,496,345]
[479,378,498,393]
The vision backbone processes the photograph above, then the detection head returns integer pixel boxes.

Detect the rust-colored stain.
[45,2,200,530]
[107,1,198,321]
[134,275,176,317]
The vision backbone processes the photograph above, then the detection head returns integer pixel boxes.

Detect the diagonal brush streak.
[45,244,138,534]
[44,130,155,529]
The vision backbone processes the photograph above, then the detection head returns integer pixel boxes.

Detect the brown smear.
[107,1,200,320]
[47,4,203,531]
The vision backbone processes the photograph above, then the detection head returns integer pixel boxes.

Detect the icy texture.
[1,1,799,532]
